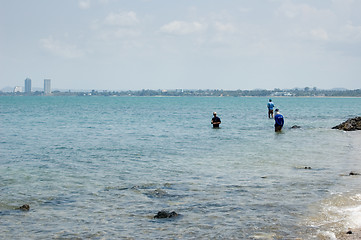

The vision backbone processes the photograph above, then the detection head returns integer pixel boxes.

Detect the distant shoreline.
[1,88,361,97]
[1,94,361,98]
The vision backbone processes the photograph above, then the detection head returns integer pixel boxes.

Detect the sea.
[1,96,361,239]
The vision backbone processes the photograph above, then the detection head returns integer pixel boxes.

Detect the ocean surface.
[1,96,361,239]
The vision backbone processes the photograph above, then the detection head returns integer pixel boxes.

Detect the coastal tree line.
[1,88,361,97]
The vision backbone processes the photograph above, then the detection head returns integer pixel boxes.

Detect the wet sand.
[336,229,361,240]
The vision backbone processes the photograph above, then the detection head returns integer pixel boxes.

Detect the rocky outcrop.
[154,210,178,219]
[332,117,361,131]
[18,204,30,211]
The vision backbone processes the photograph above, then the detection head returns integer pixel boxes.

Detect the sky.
[1,0,361,91]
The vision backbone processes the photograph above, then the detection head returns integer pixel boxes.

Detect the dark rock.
[18,204,30,211]
[346,230,353,234]
[349,171,360,176]
[291,125,301,129]
[332,117,361,131]
[304,167,312,169]
[154,210,178,219]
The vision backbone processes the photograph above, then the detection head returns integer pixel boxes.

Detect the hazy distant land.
[1,88,361,97]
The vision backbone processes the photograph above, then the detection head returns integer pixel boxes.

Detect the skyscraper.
[44,79,51,95]
[25,78,31,93]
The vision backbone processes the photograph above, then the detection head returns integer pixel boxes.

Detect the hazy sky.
[1,0,360,90]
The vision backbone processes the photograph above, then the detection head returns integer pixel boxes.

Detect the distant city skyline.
[2,86,361,98]
[3,78,52,93]
[1,1,361,90]
[1,77,360,93]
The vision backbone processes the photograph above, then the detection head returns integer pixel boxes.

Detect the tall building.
[25,78,31,93]
[44,79,51,95]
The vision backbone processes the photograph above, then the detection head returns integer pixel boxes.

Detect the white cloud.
[79,0,90,10]
[98,0,110,4]
[160,21,207,35]
[98,28,141,40]
[276,2,334,21]
[310,28,329,40]
[93,11,141,40]
[274,2,339,43]
[40,36,84,58]
[291,28,329,42]
[214,22,236,33]
[341,22,361,42]
[104,11,139,26]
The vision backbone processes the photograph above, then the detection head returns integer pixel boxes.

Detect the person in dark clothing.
[211,112,221,128]
[274,109,284,132]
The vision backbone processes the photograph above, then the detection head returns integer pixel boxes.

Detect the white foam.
[306,192,361,237]
[318,230,337,240]
[351,194,361,201]
[343,205,361,228]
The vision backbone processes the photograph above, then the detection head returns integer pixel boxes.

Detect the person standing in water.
[211,112,221,128]
[274,109,284,132]
[267,99,275,118]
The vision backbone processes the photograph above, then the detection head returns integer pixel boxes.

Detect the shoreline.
[336,229,361,239]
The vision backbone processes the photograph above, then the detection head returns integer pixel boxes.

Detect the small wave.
[305,191,361,238]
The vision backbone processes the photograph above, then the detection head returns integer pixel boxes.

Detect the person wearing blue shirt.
[267,99,275,118]
[274,109,284,132]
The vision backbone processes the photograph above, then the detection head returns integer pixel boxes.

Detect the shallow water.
[1,96,361,239]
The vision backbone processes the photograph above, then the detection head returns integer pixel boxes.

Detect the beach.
[335,229,361,240]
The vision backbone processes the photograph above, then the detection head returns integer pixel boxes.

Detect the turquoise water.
[1,96,361,239]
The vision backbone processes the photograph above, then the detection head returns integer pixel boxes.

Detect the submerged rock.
[294,166,312,170]
[332,117,361,131]
[290,125,301,129]
[147,189,169,198]
[349,171,361,176]
[18,204,30,211]
[154,210,178,219]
